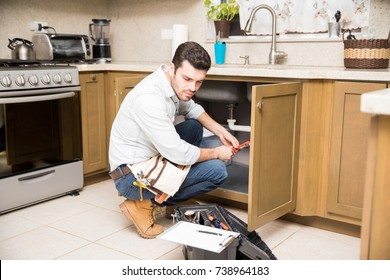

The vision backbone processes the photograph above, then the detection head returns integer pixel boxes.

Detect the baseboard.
[84,172,110,186]
[282,213,361,238]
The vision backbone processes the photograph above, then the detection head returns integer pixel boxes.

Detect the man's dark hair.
[172,41,211,72]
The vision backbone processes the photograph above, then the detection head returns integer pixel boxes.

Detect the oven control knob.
[28,74,39,86]
[15,75,26,86]
[53,73,62,84]
[41,74,51,85]
[63,73,72,84]
[0,75,12,87]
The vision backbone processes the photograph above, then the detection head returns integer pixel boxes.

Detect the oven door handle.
[0,91,75,104]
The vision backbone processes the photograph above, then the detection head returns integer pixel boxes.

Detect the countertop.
[76,61,390,82]
[361,88,390,116]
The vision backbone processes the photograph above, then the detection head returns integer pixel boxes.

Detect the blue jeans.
[113,119,228,206]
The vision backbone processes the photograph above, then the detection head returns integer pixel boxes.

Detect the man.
[109,41,239,239]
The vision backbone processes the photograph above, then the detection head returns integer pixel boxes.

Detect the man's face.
[169,60,207,102]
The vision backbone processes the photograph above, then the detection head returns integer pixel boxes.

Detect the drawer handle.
[18,170,55,181]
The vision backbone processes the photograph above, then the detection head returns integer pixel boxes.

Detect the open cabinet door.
[248,82,302,230]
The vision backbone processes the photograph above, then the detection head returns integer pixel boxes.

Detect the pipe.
[227,119,251,132]
[226,103,251,132]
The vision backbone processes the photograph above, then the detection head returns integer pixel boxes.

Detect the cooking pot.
[7,38,35,60]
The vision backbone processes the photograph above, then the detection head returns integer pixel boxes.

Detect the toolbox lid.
[158,221,240,253]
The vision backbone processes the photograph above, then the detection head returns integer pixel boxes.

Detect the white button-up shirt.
[109,65,204,171]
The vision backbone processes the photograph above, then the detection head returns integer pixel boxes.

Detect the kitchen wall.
[0,0,389,67]
[0,0,108,58]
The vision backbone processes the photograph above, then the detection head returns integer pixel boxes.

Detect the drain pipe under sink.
[227,119,251,132]
[226,104,251,132]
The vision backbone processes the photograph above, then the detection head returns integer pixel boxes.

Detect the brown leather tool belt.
[109,165,132,180]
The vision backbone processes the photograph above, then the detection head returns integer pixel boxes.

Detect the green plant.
[204,0,239,21]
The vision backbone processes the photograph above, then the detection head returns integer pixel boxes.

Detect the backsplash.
[0,0,389,67]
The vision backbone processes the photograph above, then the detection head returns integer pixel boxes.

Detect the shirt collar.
[158,64,177,100]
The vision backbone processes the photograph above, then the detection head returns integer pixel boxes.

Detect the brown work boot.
[120,199,164,239]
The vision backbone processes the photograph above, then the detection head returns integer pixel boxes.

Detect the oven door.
[0,89,83,213]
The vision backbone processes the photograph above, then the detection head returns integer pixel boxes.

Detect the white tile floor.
[0,179,361,260]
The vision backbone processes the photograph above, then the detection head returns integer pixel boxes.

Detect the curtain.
[238,0,370,35]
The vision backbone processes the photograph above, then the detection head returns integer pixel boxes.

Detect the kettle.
[7,38,36,60]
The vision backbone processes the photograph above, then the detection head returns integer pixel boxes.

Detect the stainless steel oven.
[0,61,83,214]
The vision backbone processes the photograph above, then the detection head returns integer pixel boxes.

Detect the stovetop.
[0,58,100,68]
[0,59,83,92]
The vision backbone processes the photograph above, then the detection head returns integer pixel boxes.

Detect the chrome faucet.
[243,4,287,64]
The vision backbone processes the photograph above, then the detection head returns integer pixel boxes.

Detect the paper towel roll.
[172,24,188,58]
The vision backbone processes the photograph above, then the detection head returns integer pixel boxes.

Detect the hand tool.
[232,141,250,154]
[133,171,169,203]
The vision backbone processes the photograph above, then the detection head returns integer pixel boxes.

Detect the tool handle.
[232,141,250,153]
[155,192,169,204]
[133,181,169,203]
[219,221,229,230]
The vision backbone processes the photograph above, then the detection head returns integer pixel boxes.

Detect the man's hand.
[214,145,233,161]
[218,130,240,149]
[197,112,240,149]
[198,145,233,162]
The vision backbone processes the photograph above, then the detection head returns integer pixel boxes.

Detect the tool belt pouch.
[129,155,191,201]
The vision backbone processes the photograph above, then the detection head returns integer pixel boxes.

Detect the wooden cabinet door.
[105,74,146,137]
[248,82,302,230]
[79,73,108,175]
[114,76,145,113]
[328,82,386,223]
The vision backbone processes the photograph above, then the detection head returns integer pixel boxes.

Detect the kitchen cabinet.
[79,71,148,177]
[248,82,302,230]
[113,76,145,112]
[79,72,108,175]
[201,78,387,231]
[105,72,147,137]
[199,78,302,231]
[327,82,386,225]
[80,72,146,176]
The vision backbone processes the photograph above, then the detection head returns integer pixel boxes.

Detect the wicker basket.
[343,30,390,69]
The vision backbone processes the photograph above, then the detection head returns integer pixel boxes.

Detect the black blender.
[89,19,111,62]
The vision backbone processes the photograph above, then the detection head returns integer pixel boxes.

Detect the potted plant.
[204,0,240,38]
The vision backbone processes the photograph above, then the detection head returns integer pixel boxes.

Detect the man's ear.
[168,63,175,74]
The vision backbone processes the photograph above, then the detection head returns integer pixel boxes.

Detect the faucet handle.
[270,51,287,64]
[239,55,250,65]
[275,51,288,59]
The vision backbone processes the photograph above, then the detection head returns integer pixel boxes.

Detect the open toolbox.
[173,204,277,260]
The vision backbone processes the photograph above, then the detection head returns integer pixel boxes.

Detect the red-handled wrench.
[232,141,250,154]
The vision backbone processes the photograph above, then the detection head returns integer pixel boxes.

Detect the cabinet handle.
[257,101,263,110]
[91,74,96,80]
